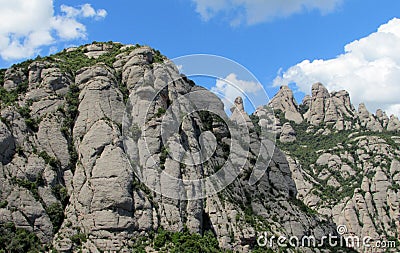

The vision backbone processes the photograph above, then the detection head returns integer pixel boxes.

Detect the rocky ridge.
[261,83,400,252]
[0,42,398,252]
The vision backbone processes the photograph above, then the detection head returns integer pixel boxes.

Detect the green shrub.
[0,200,8,208]
[154,229,168,249]
[0,88,19,107]
[0,69,5,85]
[155,107,166,117]
[11,177,42,201]
[46,202,64,233]
[61,84,80,174]
[24,118,39,132]
[38,151,60,169]
[18,106,31,118]
[153,50,165,63]
[290,197,317,215]
[51,185,69,207]
[0,222,44,252]
[70,233,87,245]
[0,80,29,108]
[159,146,169,169]
[151,229,221,252]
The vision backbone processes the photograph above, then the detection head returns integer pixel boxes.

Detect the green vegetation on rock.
[0,222,44,253]
[148,229,222,253]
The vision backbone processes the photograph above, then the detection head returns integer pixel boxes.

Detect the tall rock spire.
[268,86,303,123]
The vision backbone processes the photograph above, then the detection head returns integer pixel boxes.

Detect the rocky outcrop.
[0,42,398,253]
[84,43,114,59]
[280,122,296,143]
[358,103,383,132]
[303,83,356,130]
[3,67,27,90]
[0,121,15,164]
[276,82,400,133]
[268,86,303,123]
[376,109,389,128]
[288,134,400,253]
[387,114,400,132]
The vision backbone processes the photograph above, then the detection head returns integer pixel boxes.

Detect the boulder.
[280,122,296,143]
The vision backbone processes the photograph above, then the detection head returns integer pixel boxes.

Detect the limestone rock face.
[302,95,311,108]
[303,83,356,129]
[1,42,399,253]
[230,96,255,130]
[264,83,400,252]
[376,109,389,128]
[288,135,400,253]
[358,103,383,132]
[84,43,114,59]
[0,121,15,164]
[387,114,400,132]
[3,67,27,90]
[280,122,296,143]
[269,86,303,123]
[304,83,330,125]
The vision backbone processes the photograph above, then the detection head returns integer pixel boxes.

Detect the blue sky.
[1,0,400,116]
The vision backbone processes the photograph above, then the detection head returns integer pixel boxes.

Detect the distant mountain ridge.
[268,82,400,133]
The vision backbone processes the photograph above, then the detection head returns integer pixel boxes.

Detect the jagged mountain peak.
[268,85,303,123]
[269,83,400,133]
[311,82,330,98]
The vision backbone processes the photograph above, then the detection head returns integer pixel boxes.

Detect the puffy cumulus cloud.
[60,3,107,20]
[273,18,400,117]
[0,0,107,60]
[211,73,262,110]
[192,0,343,25]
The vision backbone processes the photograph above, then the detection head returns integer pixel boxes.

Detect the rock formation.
[280,122,296,143]
[268,86,303,123]
[0,42,399,253]
[268,82,400,133]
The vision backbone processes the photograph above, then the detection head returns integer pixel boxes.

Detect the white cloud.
[273,18,400,117]
[0,0,107,61]
[61,3,107,19]
[192,0,343,25]
[211,73,262,110]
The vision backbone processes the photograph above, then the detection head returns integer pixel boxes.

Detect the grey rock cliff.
[303,83,356,129]
[268,86,303,123]
[0,42,399,253]
[280,122,296,143]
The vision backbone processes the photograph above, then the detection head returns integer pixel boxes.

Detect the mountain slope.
[0,42,398,252]
[258,83,400,252]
